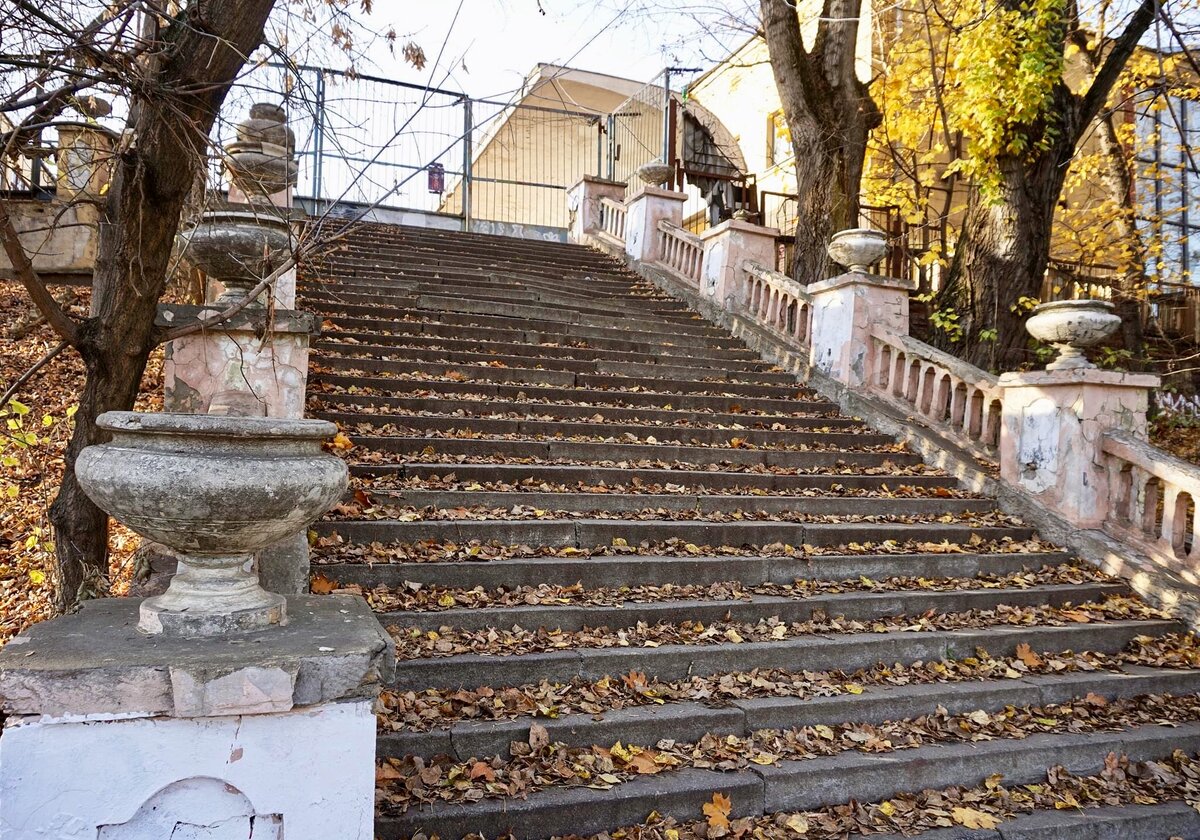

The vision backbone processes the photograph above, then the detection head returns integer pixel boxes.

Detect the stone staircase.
[299,222,1200,839]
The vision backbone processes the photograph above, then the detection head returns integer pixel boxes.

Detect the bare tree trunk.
[48,0,278,610]
[760,0,880,284]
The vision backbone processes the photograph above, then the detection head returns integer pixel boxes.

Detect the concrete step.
[319,516,1035,549]
[317,392,848,428]
[316,332,770,370]
[355,489,994,516]
[376,699,1198,838]
[351,462,960,492]
[377,665,1200,761]
[312,373,829,414]
[314,344,798,385]
[316,313,751,354]
[317,550,1073,590]
[385,619,1175,691]
[324,411,883,448]
[348,434,922,469]
[376,582,1123,632]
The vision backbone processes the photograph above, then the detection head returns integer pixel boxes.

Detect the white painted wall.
[0,700,375,840]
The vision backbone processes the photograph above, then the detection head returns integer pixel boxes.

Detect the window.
[766,111,791,168]
[1135,95,1200,283]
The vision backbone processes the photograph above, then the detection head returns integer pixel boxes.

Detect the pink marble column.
[623,185,687,263]
[699,218,779,309]
[807,273,914,388]
[999,369,1160,528]
[566,175,626,243]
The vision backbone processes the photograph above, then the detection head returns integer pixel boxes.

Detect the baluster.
[1162,485,1182,554]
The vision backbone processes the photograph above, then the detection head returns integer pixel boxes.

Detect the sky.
[337,1,744,100]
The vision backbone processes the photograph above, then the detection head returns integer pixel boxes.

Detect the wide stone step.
[318,516,1035,548]
[314,344,798,385]
[378,664,1200,761]
[317,550,1072,590]
[354,489,992,516]
[316,331,767,369]
[318,393,847,428]
[303,289,725,338]
[375,581,1123,632]
[349,434,920,468]
[384,619,1173,691]
[317,313,750,354]
[375,720,1200,839]
[312,374,827,414]
[324,411,882,448]
[302,272,690,309]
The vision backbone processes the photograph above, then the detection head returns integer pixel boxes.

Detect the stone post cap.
[998,369,1161,389]
[700,218,780,240]
[0,595,395,719]
[807,272,917,296]
[627,184,688,202]
[569,174,627,190]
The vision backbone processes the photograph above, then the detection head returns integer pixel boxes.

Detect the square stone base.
[0,596,392,839]
[0,698,375,839]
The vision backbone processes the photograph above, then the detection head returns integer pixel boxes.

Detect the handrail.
[1101,429,1200,571]
[866,327,1003,454]
[738,259,814,344]
[655,219,703,286]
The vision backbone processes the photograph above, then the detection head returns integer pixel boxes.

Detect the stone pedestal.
[157,306,318,595]
[0,596,392,839]
[158,306,315,421]
[808,272,914,388]
[999,369,1160,529]
[699,218,779,308]
[566,175,626,243]
[623,185,687,263]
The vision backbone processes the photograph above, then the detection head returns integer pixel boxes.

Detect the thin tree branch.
[1077,0,1157,127]
[157,251,299,343]
[0,340,69,412]
[0,201,80,347]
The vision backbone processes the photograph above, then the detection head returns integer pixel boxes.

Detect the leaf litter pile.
[0,282,163,646]
[377,633,1200,734]
[386,596,1161,660]
[397,750,1200,839]
[375,692,1200,814]
[328,562,1107,614]
[312,534,1063,565]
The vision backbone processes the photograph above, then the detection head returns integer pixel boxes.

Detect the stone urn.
[1025,299,1122,370]
[636,161,675,187]
[76,412,348,636]
[827,228,888,273]
[226,102,298,203]
[180,208,292,308]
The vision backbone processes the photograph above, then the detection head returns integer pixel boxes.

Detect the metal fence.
[219,63,666,232]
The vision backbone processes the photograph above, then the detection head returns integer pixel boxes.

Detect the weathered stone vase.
[76,412,347,636]
[181,209,292,308]
[827,228,888,273]
[1025,299,1121,370]
[636,161,674,187]
[226,102,298,202]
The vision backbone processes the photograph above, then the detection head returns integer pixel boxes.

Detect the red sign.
[427,163,445,194]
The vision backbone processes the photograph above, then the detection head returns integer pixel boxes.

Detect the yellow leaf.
[703,792,732,830]
[879,800,896,816]
[951,807,1001,829]
[332,432,354,450]
[784,814,809,834]
[844,683,864,695]
[29,569,46,585]
[437,593,456,607]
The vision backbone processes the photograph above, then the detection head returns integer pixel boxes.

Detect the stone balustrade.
[598,196,626,244]
[1102,430,1200,577]
[741,260,813,345]
[566,177,1195,616]
[655,219,703,287]
[867,327,1004,455]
